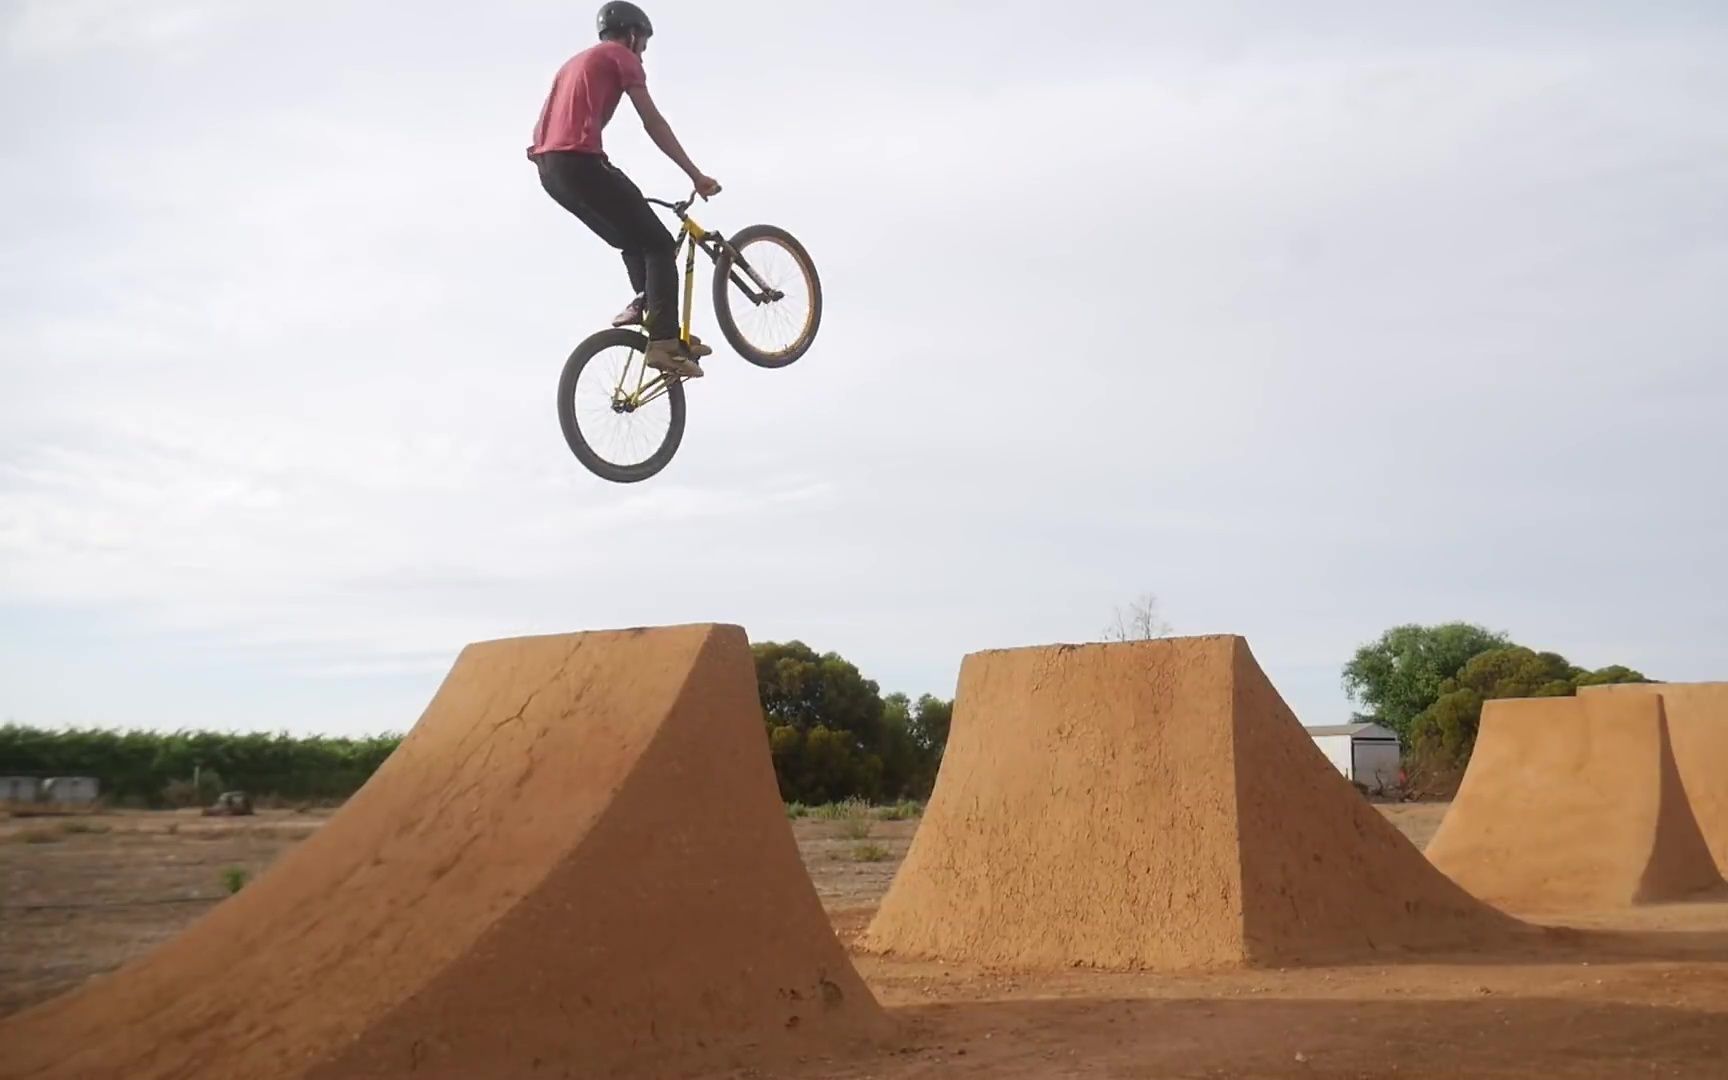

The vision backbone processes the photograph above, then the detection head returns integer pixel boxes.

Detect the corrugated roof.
[1305,723,1399,740]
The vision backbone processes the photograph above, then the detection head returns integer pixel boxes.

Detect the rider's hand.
[693,174,722,199]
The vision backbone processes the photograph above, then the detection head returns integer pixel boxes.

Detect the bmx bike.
[556,193,822,483]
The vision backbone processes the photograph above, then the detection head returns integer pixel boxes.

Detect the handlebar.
[645,190,702,217]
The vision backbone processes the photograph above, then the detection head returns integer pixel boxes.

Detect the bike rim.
[571,342,674,469]
[729,238,815,359]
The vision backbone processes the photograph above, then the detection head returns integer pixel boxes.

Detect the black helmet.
[596,2,652,39]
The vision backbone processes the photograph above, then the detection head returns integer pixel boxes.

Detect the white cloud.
[3,0,244,56]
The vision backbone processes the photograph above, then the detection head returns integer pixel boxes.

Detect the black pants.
[536,151,677,341]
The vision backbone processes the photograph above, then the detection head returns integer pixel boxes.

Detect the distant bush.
[837,803,874,840]
[851,843,891,863]
[792,798,919,827]
[811,797,869,822]
[0,725,402,806]
[161,779,200,809]
[221,867,250,895]
[874,799,922,821]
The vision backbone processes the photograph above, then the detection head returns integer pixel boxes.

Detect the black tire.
[556,328,687,483]
[712,224,823,368]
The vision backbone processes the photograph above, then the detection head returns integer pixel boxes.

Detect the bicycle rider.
[527,2,721,379]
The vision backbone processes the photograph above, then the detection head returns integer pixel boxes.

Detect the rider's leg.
[634,233,678,343]
[535,153,703,376]
[584,163,676,342]
[537,154,661,330]
[537,153,630,250]
[576,163,712,371]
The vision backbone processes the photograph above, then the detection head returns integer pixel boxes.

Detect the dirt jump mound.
[0,624,883,1080]
[1581,682,1728,876]
[862,635,1519,970]
[1426,692,1724,913]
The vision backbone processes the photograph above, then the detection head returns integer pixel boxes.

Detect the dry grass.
[837,814,875,840]
[10,828,65,845]
[850,842,891,863]
[5,806,87,820]
[873,799,923,821]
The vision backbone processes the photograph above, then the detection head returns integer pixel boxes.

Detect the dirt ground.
[4,802,1727,1079]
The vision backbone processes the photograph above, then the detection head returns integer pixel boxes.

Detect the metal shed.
[0,776,43,803]
[1306,723,1402,792]
[41,776,101,807]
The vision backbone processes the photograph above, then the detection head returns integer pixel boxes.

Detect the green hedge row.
[0,725,402,805]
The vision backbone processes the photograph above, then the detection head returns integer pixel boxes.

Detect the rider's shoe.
[611,293,646,328]
[644,338,705,379]
[684,334,714,359]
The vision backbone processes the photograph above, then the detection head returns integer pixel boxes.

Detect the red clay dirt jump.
[1426,692,1725,913]
[0,624,884,1080]
[1581,682,1728,876]
[861,635,1522,970]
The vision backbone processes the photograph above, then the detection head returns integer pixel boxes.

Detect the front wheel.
[713,224,823,368]
[557,329,687,483]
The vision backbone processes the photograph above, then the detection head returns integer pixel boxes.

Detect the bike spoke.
[728,239,813,358]
[571,343,674,469]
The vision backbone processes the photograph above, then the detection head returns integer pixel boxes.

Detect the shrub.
[813,797,870,822]
[874,799,922,821]
[161,779,200,809]
[838,814,874,840]
[851,843,891,863]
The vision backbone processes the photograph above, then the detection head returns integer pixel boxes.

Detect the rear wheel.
[556,329,686,483]
[712,224,822,368]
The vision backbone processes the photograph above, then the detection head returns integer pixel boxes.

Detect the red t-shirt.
[527,42,646,158]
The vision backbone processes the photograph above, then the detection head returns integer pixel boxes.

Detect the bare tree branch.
[1104,593,1173,642]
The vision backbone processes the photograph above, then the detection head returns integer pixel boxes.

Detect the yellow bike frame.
[610,211,709,411]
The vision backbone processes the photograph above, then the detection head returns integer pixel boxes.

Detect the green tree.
[1341,623,1511,740]
[1574,664,1651,688]
[1415,687,1483,766]
[1451,647,1577,700]
[804,725,879,802]
[752,641,889,803]
[878,694,924,799]
[911,695,953,756]
[1409,646,1650,770]
[750,643,955,802]
[752,641,887,749]
[882,693,911,730]
[766,724,805,801]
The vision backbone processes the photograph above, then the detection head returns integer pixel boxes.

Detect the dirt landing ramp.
[861,635,1520,969]
[1581,683,1728,877]
[1426,693,1724,912]
[0,625,884,1080]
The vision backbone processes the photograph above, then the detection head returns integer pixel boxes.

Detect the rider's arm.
[625,84,715,192]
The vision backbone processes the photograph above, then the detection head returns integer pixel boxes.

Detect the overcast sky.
[2,1,1724,736]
